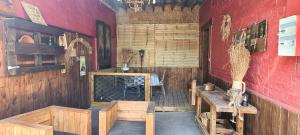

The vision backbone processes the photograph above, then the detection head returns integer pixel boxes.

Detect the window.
[96,21,112,69]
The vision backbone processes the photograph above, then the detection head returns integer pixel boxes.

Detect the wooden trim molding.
[247,89,300,114]
[99,0,117,12]
[89,72,152,106]
[208,74,300,114]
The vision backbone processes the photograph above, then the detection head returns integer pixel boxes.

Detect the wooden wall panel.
[117,23,199,68]
[0,32,92,120]
[131,67,201,91]
[117,24,155,67]
[208,75,300,135]
[154,23,199,67]
[117,5,200,24]
[244,94,300,135]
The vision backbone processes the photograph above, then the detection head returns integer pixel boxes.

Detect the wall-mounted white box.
[278,15,300,56]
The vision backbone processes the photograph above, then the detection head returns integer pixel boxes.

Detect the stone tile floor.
[91,107,202,135]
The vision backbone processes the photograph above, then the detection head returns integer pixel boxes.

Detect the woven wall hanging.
[221,14,232,42]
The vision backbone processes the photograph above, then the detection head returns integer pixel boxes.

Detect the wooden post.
[144,74,151,101]
[99,111,108,135]
[237,113,245,135]
[191,80,197,105]
[210,106,217,135]
[146,102,155,135]
[146,113,155,135]
[196,96,202,117]
[89,73,94,105]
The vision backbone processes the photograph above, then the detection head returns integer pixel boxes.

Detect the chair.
[123,76,142,98]
[150,70,166,97]
[99,101,155,135]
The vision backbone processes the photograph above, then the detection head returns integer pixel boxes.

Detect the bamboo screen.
[117,23,199,67]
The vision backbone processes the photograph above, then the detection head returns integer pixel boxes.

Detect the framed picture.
[232,20,268,53]
[80,56,86,76]
[232,31,241,45]
[256,20,267,52]
[96,20,112,69]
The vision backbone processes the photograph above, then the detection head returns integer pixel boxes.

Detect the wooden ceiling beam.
[186,0,197,7]
[100,0,117,12]
[102,0,201,11]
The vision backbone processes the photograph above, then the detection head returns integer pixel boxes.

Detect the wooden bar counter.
[195,87,257,135]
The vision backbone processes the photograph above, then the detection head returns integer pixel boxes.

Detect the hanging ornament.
[221,14,232,42]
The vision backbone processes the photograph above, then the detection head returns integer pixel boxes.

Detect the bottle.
[241,93,249,107]
[49,38,52,46]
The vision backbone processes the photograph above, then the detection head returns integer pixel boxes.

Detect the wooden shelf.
[5,18,64,35]
[11,43,65,55]
[0,18,66,76]
[8,65,65,76]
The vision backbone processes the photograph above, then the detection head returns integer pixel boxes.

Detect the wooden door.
[201,20,212,83]
[66,33,92,108]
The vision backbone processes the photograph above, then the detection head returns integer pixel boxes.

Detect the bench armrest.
[146,102,155,135]
[0,119,53,135]
[99,101,118,135]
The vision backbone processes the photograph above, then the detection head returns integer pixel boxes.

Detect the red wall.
[200,0,300,113]
[12,0,117,68]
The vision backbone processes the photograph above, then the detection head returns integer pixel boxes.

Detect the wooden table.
[195,87,257,135]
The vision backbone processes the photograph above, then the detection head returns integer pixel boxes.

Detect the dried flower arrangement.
[227,42,251,123]
[121,48,137,65]
[229,43,250,81]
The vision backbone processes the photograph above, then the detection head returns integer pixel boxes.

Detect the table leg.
[196,96,202,117]
[210,107,216,135]
[237,113,244,135]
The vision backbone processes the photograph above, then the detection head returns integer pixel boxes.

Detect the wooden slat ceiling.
[103,0,203,11]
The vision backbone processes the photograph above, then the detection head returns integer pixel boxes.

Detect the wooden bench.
[0,106,91,135]
[99,101,155,135]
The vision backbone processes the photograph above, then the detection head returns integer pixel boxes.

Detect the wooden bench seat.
[99,101,155,135]
[0,106,91,135]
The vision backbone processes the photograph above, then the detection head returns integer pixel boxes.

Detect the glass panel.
[94,75,145,102]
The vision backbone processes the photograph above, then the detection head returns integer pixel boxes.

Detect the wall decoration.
[256,20,267,52]
[65,35,92,75]
[116,5,200,24]
[97,20,112,69]
[80,56,86,76]
[221,14,232,42]
[59,34,68,50]
[69,37,92,54]
[232,20,267,53]
[0,0,15,16]
[21,1,47,26]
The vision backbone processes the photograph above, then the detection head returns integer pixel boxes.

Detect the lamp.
[139,49,145,72]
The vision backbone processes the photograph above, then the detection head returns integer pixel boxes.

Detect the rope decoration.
[64,37,92,74]
[69,38,92,54]
[221,14,232,42]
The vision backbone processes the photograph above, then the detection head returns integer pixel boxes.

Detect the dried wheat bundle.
[121,48,137,65]
[228,43,250,81]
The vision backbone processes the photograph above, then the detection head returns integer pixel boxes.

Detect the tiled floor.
[91,108,202,135]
